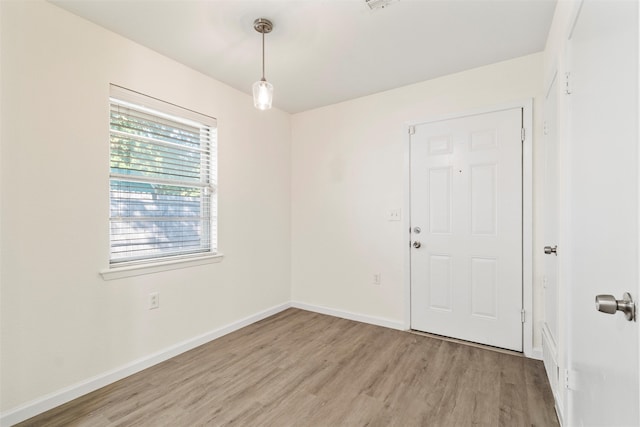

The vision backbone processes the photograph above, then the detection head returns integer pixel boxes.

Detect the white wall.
[291,53,545,342]
[0,0,291,414]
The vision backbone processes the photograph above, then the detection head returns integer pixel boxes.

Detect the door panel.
[567,0,639,425]
[429,254,452,310]
[543,72,559,346]
[471,257,498,318]
[429,167,452,233]
[542,70,561,406]
[410,108,523,351]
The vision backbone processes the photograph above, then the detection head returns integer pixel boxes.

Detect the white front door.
[410,108,523,351]
[566,0,639,425]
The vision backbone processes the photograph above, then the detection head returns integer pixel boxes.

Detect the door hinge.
[521,309,526,323]
[521,127,525,142]
[564,72,572,95]
[543,121,549,136]
[564,369,578,390]
[409,126,415,135]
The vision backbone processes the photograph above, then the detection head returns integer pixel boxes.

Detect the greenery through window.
[109,85,217,265]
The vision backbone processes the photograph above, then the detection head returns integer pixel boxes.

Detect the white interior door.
[567,0,639,425]
[542,72,561,396]
[410,108,523,352]
[543,74,559,347]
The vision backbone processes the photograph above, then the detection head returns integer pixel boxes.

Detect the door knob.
[544,245,557,255]
[595,292,636,321]
[412,241,421,249]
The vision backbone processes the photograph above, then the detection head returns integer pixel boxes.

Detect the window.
[108,85,217,266]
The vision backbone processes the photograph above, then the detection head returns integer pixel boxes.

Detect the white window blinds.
[109,85,217,265]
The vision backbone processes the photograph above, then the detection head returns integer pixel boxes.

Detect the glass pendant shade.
[253,79,273,110]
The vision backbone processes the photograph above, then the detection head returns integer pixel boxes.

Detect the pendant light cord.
[262,30,266,80]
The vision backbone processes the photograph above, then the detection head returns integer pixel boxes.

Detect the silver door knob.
[544,245,557,255]
[412,241,421,249]
[595,292,636,321]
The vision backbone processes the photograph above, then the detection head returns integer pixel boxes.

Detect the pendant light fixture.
[252,18,273,110]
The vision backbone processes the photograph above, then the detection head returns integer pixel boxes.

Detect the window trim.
[100,253,224,280]
[103,85,221,279]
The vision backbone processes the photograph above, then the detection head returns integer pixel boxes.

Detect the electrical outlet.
[149,292,159,310]
[373,273,381,286]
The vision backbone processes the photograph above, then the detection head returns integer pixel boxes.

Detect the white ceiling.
[51,0,557,113]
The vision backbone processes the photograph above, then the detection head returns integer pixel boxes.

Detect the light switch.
[388,209,401,221]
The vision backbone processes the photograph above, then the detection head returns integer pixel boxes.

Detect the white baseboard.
[0,302,291,427]
[528,346,543,361]
[555,400,565,427]
[541,324,564,425]
[291,301,405,331]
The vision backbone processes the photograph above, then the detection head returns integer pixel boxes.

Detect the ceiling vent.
[365,0,398,10]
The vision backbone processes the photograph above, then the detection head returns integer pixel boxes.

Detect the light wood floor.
[17,308,559,426]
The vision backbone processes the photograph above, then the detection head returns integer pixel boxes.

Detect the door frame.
[403,99,536,358]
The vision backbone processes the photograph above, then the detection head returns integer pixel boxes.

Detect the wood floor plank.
[523,358,559,427]
[16,309,559,427]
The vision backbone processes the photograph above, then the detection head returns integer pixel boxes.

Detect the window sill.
[100,253,224,281]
